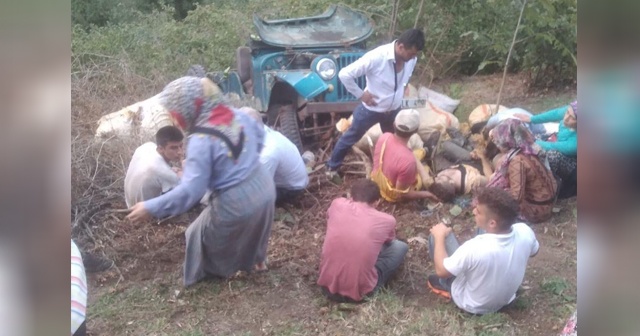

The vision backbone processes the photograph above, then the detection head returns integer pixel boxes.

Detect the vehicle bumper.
[306,101,360,113]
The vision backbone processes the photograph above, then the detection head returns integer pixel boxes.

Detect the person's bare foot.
[254,261,268,273]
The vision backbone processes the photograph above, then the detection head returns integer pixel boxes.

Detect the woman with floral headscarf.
[516,101,577,198]
[480,119,557,223]
[127,77,276,287]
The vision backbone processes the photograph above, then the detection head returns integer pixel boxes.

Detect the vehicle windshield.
[253,5,373,48]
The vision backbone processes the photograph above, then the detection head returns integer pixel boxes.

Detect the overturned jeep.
[188,5,424,152]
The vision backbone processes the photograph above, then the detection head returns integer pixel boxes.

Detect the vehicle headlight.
[316,58,337,80]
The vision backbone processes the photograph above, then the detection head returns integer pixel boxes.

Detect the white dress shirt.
[338,41,417,113]
[260,126,309,190]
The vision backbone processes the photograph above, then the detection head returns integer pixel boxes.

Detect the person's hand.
[470,149,480,160]
[514,113,531,123]
[361,90,378,106]
[471,148,486,161]
[172,167,183,178]
[430,222,452,240]
[424,191,440,203]
[126,202,152,223]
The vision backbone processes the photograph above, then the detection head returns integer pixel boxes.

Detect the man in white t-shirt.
[427,187,539,315]
[240,107,309,205]
[124,126,184,207]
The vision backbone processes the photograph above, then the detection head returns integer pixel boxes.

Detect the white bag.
[418,86,460,113]
[337,116,424,156]
[95,94,174,139]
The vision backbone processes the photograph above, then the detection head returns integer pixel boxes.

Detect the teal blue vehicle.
[188,5,373,151]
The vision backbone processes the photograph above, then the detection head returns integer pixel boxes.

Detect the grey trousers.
[374,239,409,290]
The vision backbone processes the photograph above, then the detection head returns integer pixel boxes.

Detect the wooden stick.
[343,171,368,175]
[414,0,425,28]
[351,146,373,178]
[494,0,528,112]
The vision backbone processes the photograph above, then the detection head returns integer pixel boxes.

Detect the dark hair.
[351,179,381,204]
[470,120,488,134]
[475,187,520,229]
[155,126,184,147]
[429,182,456,203]
[393,125,416,139]
[484,141,500,161]
[397,28,425,51]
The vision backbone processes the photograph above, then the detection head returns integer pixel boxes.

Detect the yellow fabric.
[371,140,426,202]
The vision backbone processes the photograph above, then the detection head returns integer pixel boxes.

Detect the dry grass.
[71,61,170,255]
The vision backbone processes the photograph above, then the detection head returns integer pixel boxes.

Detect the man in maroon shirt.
[317,179,409,302]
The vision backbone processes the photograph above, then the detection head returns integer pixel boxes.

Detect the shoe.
[427,274,452,300]
[325,169,343,184]
[81,252,114,273]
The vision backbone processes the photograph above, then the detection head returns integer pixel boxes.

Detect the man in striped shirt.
[71,240,87,336]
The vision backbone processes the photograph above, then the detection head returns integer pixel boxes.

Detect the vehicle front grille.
[336,54,366,102]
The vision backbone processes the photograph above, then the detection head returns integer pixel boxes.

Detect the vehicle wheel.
[186,64,207,78]
[278,104,304,153]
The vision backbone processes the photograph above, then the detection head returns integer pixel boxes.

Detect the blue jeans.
[428,228,486,290]
[327,104,401,170]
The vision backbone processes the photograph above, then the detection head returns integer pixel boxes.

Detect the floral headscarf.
[486,119,546,189]
[158,76,243,144]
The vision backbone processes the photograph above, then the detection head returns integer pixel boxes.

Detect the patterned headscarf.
[158,76,243,143]
[569,100,578,118]
[486,119,546,189]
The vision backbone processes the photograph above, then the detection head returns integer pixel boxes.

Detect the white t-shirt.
[261,126,309,190]
[124,142,180,207]
[443,223,539,315]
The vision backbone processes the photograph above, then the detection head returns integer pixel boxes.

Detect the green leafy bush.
[72,0,576,88]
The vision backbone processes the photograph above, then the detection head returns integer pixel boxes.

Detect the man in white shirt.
[326,28,425,177]
[124,126,184,207]
[427,187,539,315]
[240,107,309,205]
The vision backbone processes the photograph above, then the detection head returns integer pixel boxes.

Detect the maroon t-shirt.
[372,133,417,187]
[317,198,396,301]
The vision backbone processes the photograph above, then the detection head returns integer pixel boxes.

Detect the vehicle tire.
[278,104,304,153]
[186,64,207,78]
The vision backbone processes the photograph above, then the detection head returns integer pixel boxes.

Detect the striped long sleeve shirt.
[71,240,87,335]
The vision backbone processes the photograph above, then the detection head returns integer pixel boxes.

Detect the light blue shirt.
[260,126,309,190]
[531,105,577,156]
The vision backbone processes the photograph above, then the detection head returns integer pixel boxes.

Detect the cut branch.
[494,0,528,111]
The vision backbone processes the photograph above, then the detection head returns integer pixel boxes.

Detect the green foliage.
[72,0,576,87]
[541,276,576,302]
[72,4,250,79]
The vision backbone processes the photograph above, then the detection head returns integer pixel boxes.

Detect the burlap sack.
[467,104,508,129]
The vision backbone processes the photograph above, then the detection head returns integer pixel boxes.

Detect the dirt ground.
[77,73,577,336]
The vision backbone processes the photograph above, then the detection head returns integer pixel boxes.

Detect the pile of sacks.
[338,84,524,159]
[339,84,463,156]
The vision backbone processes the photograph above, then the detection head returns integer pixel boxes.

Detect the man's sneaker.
[427,274,452,300]
[325,169,343,184]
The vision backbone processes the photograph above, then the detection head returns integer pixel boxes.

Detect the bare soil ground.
[75,73,577,336]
